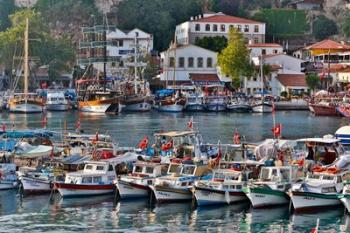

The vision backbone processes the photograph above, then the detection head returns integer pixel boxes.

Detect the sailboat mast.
[134,33,138,94]
[24,17,29,102]
[103,15,107,92]
[260,55,264,98]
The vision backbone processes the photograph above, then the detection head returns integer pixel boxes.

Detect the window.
[237,25,242,32]
[220,24,225,32]
[229,25,234,30]
[145,167,154,174]
[207,57,213,68]
[197,57,203,68]
[205,24,210,31]
[179,57,185,68]
[119,40,123,47]
[254,25,259,33]
[108,165,114,171]
[169,164,180,173]
[188,57,194,68]
[85,165,93,170]
[82,177,92,183]
[182,166,195,175]
[93,176,102,183]
[195,24,200,31]
[273,49,278,54]
[213,24,218,31]
[254,37,259,44]
[135,166,143,173]
[96,165,105,171]
[262,49,266,55]
[169,57,175,67]
[244,25,249,32]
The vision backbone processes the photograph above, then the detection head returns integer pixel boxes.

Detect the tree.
[195,36,227,52]
[312,15,337,40]
[218,28,249,88]
[305,73,320,93]
[342,13,350,38]
[0,0,17,31]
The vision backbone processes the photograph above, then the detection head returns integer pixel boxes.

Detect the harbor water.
[0,110,349,232]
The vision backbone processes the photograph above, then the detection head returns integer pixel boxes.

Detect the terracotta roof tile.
[276,74,307,87]
[305,39,350,50]
[193,15,263,24]
[190,73,220,82]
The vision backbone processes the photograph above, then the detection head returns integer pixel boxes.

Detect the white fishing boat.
[14,142,53,159]
[193,167,248,206]
[20,170,54,194]
[54,161,116,197]
[185,93,205,111]
[46,90,70,111]
[150,161,210,203]
[251,101,273,113]
[115,162,167,199]
[0,163,18,190]
[290,168,348,212]
[243,166,298,208]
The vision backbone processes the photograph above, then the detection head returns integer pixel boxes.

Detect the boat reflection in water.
[0,190,17,215]
[291,208,344,232]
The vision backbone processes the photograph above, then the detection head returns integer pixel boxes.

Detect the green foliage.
[0,9,75,82]
[253,9,308,39]
[0,0,17,31]
[218,28,249,82]
[280,91,288,98]
[305,73,320,92]
[312,15,337,40]
[341,13,350,38]
[116,0,203,51]
[195,36,227,52]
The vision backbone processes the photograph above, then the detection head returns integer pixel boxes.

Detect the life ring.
[326,167,340,174]
[162,142,172,151]
[312,165,326,173]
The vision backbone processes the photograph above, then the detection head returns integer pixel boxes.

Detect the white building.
[248,43,283,59]
[270,74,308,96]
[175,12,266,45]
[159,44,218,85]
[263,54,305,73]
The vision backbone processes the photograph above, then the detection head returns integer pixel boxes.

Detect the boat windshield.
[322,175,335,181]
[145,166,154,174]
[259,168,271,181]
[168,164,180,174]
[182,165,195,175]
[308,174,321,179]
[134,166,143,173]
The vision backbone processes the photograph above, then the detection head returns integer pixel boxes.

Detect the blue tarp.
[0,130,54,138]
[156,89,174,97]
[0,139,17,151]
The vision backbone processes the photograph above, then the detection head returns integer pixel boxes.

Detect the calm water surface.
[0,110,349,232]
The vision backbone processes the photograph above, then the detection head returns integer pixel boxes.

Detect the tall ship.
[8,18,44,113]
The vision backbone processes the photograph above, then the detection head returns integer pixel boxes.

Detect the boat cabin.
[167,162,209,177]
[306,170,350,193]
[296,138,345,165]
[131,162,167,178]
[258,166,298,183]
[46,91,68,104]
[212,169,247,183]
[64,162,115,185]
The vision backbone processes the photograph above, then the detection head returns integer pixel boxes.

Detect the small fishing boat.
[226,98,252,113]
[115,162,167,199]
[243,166,298,208]
[20,169,54,194]
[290,168,349,212]
[0,163,18,190]
[204,96,227,112]
[193,166,249,206]
[54,161,116,197]
[309,102,340,116]
[251,95,273,113]
[154,89,186,112]
[121,94,153,112]
[150,161,210,203]
[45,90,70,111]
[185,93,205,111]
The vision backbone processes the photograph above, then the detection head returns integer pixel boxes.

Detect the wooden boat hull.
[194,186,247,206]
[116,180,150,199]
[46,103,70,111]
[78,99,113,113]
[55,182,114,197]
[9,102,43,113]
[310,104,340,116]
[243,187,289,207]
[290,191,341,212]
[252,103,273,113]
[150,185,192,203]
[21,176,51,194]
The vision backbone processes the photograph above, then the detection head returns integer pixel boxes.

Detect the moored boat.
[0,163,18,190]
[115,162,167,199]
[45,90,70,111]
[154,89,186,112]
[243,166,298,208]
[310,102,340,116]
[150,161,210,203]
[340,180,350,213]
[54,161,116,197]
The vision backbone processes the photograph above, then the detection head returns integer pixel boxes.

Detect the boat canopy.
[154,131,195,137]
[297,138,340,145]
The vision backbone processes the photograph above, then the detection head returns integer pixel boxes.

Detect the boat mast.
[24,17,29,103]
[172,35,177,89]
[260,55,264,100]
[134,33,138,94]
[103,14,107,92]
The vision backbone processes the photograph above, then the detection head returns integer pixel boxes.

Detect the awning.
[190,73,222,86]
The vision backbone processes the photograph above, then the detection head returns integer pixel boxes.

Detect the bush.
[312,15,337,40]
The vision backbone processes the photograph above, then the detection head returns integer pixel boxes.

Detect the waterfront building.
[248,43,283,59]
[159,44,220,86]
[270,73,308,96]
[175,12,266,45]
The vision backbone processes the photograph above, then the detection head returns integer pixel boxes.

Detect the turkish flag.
[271,123,282,137]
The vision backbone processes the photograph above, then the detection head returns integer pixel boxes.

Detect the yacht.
[46,90,70,111]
